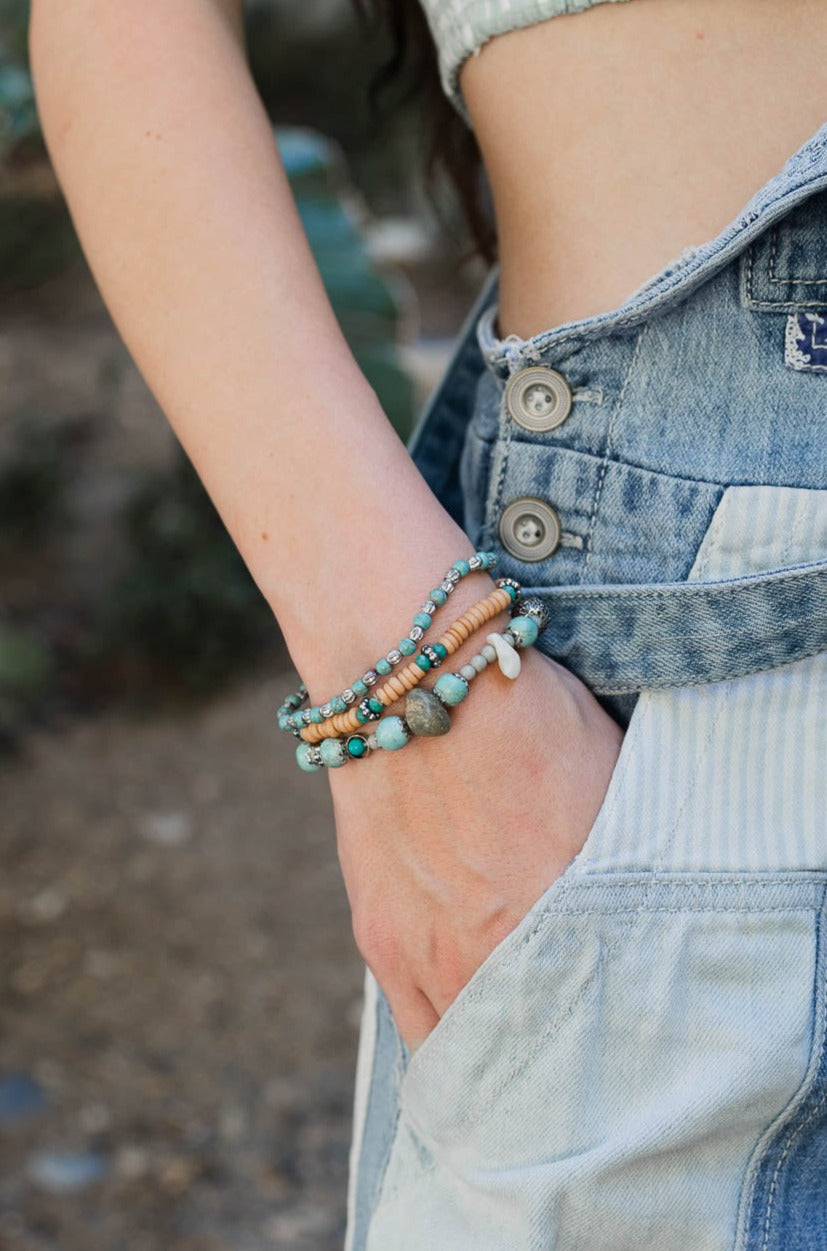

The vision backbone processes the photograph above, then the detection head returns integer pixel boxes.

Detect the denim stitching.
[581,326,645,580]
[768,221,827,285]
[756,887,827,1251]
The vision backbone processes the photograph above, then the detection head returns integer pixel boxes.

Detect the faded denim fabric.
[345,121,827,1251]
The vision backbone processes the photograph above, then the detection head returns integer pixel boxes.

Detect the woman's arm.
[29,0,469,693]
[30,0,623,1047]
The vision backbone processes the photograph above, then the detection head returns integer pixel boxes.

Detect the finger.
[390,985,440,1054]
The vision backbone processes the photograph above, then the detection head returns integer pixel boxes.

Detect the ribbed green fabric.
[418,0,634,124]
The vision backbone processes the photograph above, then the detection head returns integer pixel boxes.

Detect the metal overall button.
[498,498,562,561]
[504,365,573,433]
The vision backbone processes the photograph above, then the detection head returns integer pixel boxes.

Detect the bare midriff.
[460,0,827,340]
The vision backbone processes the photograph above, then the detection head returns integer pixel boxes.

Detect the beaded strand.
[276,551,499,736]
[299,584,516,744]
[295,598,550,771]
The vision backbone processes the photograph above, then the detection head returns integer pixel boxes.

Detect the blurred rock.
[28,1150,109,1192]
[137,810,193,847]
[0,1073,46,1126]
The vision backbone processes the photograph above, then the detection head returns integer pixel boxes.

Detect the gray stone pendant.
[404,687,451,737]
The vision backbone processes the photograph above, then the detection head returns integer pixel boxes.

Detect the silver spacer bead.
[481,643,497,663]
[358,698,382,722]
[320,703,333,719]
[409,625,424,643]
[386,648,402,666]
[496,577,522,595]
[459,664,478,682]
[444,568,462,584]
[470,654,488,672]
[421,600,437,616]
[301,709,312,725]
[468,554,482,570]
[342,687,356,705]
[421,644,444,668]
[362,670,378,688]
[310,746,323,766]
[513,595,551,633]
[440,579,455,594]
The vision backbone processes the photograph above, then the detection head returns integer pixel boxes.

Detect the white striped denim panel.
[568,485,827,878]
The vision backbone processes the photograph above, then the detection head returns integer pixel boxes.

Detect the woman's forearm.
[29,0,476,694]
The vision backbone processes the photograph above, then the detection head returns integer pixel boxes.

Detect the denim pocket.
[367,877,827,1251]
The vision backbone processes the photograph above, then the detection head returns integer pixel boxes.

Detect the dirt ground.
[0,664,363,1251]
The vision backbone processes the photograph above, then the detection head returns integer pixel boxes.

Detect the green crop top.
[418,0,634,124]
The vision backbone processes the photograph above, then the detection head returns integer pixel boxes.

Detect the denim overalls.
[346,121,827,1251]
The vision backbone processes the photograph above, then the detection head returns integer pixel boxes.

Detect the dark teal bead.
[415,654,431,671]
[399,638,416,656]
[356,707,369,724]
[430,588,447,606]
[432,643,448,660]
[453,559,470,576]
[413,611,432,630]
[346,735,368,758]
[368,696,384,714]
[352,679,368,697]
[376,658,393,676]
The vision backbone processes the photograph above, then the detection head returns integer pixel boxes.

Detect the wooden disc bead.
[299,587,512,742]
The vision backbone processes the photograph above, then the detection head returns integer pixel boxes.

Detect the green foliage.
[0,414,66,545]
[93,451,279,695]
[0,622,53,744]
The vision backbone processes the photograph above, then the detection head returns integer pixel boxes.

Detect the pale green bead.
[433,673,469,706]
[374,716,410,751]
[319,738,347,768]
[296,744,321,772]
[509,615,540,648]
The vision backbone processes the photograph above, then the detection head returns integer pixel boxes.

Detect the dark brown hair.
[352,0,497,263]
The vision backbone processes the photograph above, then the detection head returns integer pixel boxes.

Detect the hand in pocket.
[330,648,624,1052]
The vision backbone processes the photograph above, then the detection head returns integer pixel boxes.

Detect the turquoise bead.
[310,707,324,724]
[430,588,447,606]
[509,614,540,648]
[374,716,410,751]
[291,712,304,729]
[413,611,432,630]
[434,673,469,706]
[352,679,368,697]
[399,638,416,656]
[453,559,470,576]
[346,735,368,758]
[415,654,431,671]
[320,738,347,768]
[376,658,393,676]
[296,744,321,772]
[330,695,347,714]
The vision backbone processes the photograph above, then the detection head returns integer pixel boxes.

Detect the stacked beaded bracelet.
[290,593,550,772]
[276,551,499,737]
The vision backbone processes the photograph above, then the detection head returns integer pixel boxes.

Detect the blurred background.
[0,2,489,1247]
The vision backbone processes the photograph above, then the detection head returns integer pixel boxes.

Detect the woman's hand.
[329,645,624,1052]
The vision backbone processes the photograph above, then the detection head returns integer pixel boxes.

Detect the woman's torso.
[454,0,827,338]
